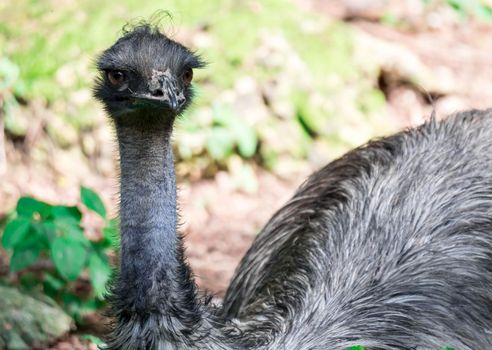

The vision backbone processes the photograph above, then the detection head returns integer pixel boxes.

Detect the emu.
[94,24,492,349]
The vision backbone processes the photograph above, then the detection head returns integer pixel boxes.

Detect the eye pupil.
[107,70,127,86]
[183,68,193,85]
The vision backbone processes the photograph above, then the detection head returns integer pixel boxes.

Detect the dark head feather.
[93,23,205,119]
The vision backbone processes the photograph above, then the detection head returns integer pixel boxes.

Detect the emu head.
[94,25,204,124]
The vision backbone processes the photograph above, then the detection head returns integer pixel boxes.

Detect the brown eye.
[107,70,127,87]
[182,68,193,86]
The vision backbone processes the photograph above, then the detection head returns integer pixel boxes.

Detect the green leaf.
[43,272,66,299]
[234,124,257,158]
[476,5,492,21]
[211,103,258,158]
[345,347,365,350]
[51,236,87,281]
[2,218,30,249]
[19,272,40,289]
[0,57,20,90]
[80,186,106,218]
[61,292,84,321]
[16,196,51,219]
[61,292,105,321]
[37,220,57,242]
[79,297,105,312]
[231,161,258,194]
[212,103,234,126]
[88,252,111,297]
[54,219,89,247]
[52,205,82,223]
[10,245,41,272]
[14,224,49,251]
[81,335,104,346]
[101,219,120,248]
[206,127,235,160]
[44,273,65,291]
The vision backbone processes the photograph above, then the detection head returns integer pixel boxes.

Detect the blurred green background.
[1,0,492,348]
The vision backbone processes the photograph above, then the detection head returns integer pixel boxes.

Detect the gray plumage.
[94,24,492,350]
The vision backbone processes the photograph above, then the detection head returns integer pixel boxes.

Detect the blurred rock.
[304,0,458,30]
[385,86,427,126]
[232,76,269,125]
[92,125,115,176]
[192,31,215,49]
[69,89,91,107]
[46,114,79,148]
[0,113,6,176]
[52,147,92,184]
[354,29,459,95]
[55,57,92,90]
[227,156,259,194]
[302,0,385,20]
[435,95,469,117]
[341,0,386,19]
[56,63,78,89]
[81,133,97,157]
[4,105,29,137]
[0,285,72,349]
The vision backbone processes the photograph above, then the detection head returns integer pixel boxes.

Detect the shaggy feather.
[94,25,492,349]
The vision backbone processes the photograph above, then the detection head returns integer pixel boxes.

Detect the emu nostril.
[152,89,164,97]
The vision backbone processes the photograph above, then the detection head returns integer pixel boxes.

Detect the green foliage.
[51,236,88,281]
[0,56,24,135]
[382,0,492,27]
[206,104,258,161]
[81,186,107,218]
[0,57,19,92]
[446,0,492,21]
[88,251,112,297]
[0,187,116,321]
[81,334,105,346]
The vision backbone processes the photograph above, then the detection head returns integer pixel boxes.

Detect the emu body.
[94,25,492,349]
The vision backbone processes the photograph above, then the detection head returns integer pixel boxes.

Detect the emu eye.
[107,70,128,88]
[182,68,193,86]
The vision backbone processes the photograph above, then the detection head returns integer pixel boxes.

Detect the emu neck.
[118,122,176,231]
[115,118,181,313]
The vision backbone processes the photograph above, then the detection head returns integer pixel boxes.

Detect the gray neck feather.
[115,120,179,312]
[111,117,220,347]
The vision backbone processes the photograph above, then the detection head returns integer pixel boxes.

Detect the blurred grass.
[0,0,391,183]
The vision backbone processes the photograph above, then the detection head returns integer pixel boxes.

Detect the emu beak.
[132,69,185,112]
